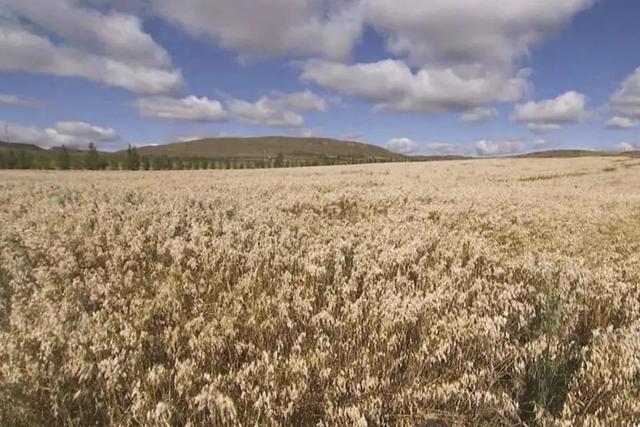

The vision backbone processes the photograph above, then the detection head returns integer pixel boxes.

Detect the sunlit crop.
[1,157,639,426]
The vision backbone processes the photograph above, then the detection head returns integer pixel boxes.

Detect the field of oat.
[1,157,639,426]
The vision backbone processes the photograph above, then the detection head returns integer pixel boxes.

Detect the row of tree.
[0,144,403,171]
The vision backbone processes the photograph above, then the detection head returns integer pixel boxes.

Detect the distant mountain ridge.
[131,136,404,161]
[515,149,620,158]
[2,139,639,165]
[0,140,43,151]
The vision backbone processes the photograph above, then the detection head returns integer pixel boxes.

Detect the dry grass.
[1,157,639,426]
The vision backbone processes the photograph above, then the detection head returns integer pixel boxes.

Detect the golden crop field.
[1,157,640,426]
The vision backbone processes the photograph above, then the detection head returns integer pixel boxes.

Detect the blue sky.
[1,0,639,155]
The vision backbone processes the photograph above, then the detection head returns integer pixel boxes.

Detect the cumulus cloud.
[139,1,592,117]
[141,0,593,71]
[511,91,587,132]
[150,0,363,61]
[271,90,328,112]
[527,123,563,134]
[475,139,526,156]
[141,0,593,116]
[302,59,529,113]
[533,139,556,148]
[3,0,170,67]
[611,67,640,118]
[0,93,44,108]
[364,0,595,69]
[133,96,228,121]
[424,143,470,155]
[228,100,302,128]
[614,142,639,152]
[228,90,327,128]
[1,0,597,117]
[2,121,119,149]
[384,138,419,154]
[460,107,499,123]
[0,0,183,94]
[605,116,639,129]
[176,136,206,142]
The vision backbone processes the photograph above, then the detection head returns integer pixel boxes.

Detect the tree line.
[0,144,406,170]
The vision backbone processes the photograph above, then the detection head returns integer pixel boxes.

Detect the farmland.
[1,157,639,426]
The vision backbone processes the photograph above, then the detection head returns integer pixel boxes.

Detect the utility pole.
[5,124,8,143]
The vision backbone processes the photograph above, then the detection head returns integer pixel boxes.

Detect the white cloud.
[176,136,206,142]
[614,142,639,152]
[460,107,499,123]
[0,0,183,94]
[611,67,640,118]
[227,91,327,128]
[295,1,591,119]
[1,0,596,119]
[3,0,171,67]
[475,139,526,156]
[143,0,592,119]
[228,100,303,128]
[424,143,469,155]
[527,123,563,134]
[53,121,118,142]
[384,137,419,154]
[364,0,595,69]
[533,139,555,148]
[271,90,328,112]
[511,91,587,132]
[301,59,530,113]
[150,0,363,61]
[133,96,228,121]
[2,121,119,149]
[143,0,592,74]
[605,116,639,129]
[0,93,44,108]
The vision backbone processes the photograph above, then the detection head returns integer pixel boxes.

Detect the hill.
[2,138,638,170]
[514,149,618,158]
[411,154,472,161]
[0,140,44,152]
[133,137,405,161]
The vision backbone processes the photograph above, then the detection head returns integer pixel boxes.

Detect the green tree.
[85,142,100,170]
[16,151,32,169]
[124,145,140,170]
[56,146,70,170]
[151,156,162,170]
[141,156,150,171]
[98,156,108,170]
[35,155,52,170]
[274,152,284,168]
[5,150,17,169]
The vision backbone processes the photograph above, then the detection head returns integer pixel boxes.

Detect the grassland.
[1,157,639,426]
